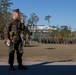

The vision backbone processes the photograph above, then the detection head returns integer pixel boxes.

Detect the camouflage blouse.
[4,18,25,41]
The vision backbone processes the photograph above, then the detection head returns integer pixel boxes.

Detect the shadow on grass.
[56,59,73,62]
[45,48,56,50]
[0,62,76,75]
[24,45,40,47]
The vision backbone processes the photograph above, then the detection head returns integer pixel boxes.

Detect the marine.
[4,9,27,70]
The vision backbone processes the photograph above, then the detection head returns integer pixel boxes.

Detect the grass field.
[0,40,76,63]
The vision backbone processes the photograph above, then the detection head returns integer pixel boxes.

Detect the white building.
[29,25,57,32]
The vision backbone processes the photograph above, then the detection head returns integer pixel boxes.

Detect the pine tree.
[0,0,13,33]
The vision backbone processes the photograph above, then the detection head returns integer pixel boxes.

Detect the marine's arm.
[4,20,13,43]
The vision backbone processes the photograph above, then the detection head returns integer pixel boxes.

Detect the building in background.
[29,25,57,33]
[28,25,57,39]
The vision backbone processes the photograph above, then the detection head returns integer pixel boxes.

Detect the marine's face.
[12,12,19,19]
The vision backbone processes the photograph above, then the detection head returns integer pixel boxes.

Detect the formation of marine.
[38,36,76,44]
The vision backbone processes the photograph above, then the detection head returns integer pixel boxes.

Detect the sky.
[11,0,76,31]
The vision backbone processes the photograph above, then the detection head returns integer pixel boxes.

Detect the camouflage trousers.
[23,39,30,46]
[8,40,23,65]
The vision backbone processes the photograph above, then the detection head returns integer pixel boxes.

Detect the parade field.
[0,40,76,63]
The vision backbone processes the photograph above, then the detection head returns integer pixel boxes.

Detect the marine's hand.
[6,39,11,46]
[20,19,24,23]
[6,39,11,44]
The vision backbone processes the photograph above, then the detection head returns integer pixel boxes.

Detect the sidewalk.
[0,62,76,75]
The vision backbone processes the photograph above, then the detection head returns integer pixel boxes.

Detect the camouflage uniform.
[23,26,30,46]
[24,33,30,46]
[4,18,25,66]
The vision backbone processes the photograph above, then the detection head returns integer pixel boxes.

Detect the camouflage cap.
[12,9,19,13]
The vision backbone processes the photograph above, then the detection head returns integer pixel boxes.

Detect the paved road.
[0,62,76,75]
